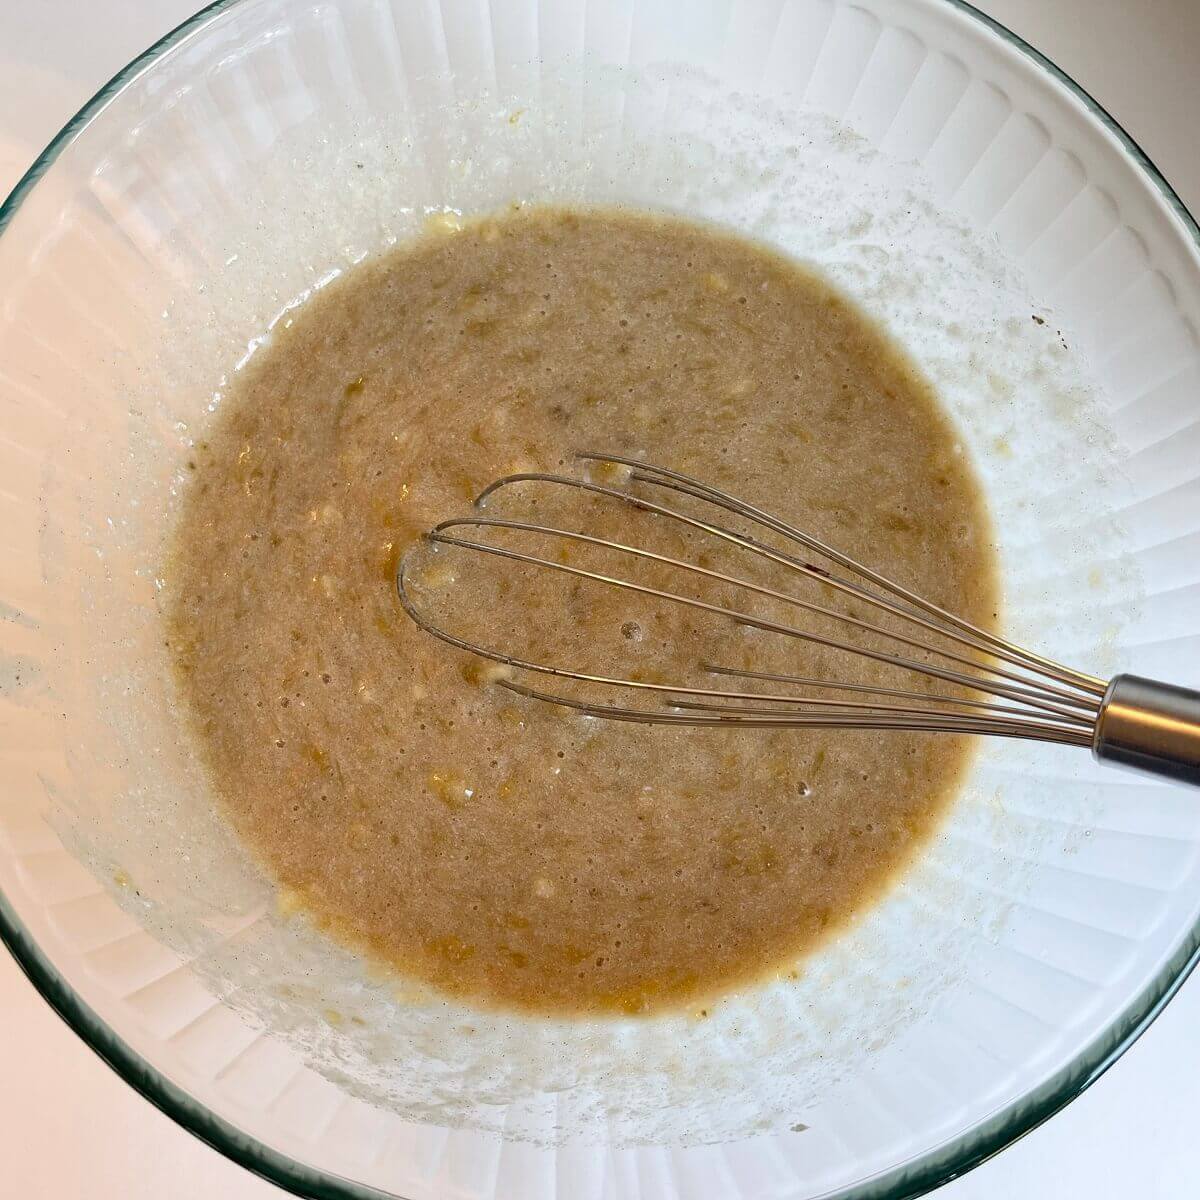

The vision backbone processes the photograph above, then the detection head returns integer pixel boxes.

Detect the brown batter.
[165,207,997,1016]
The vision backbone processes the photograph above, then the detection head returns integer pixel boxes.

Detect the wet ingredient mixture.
[166,206,998,1016]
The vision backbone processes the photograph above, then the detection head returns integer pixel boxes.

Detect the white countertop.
[2,2,1198,1196]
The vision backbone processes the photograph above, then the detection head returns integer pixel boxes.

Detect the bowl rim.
[2,1,1198,1198]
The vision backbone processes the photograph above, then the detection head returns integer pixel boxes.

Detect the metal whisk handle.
[1094,675,1200,786]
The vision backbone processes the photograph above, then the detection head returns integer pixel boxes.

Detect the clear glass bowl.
[2,0,1199,1197]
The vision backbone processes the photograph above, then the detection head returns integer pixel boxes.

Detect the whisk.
[397,452,1200,787]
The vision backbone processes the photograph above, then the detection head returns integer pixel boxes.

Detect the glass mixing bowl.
[2,0,1199,1196]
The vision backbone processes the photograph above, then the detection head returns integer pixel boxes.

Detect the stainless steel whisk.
[397,452,1200,787]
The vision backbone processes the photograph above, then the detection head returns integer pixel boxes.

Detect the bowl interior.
[1,0,1199,1197]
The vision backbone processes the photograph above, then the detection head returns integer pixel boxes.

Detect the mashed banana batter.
[166,207,997,1016]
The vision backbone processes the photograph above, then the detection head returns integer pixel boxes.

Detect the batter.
[166,207,997,1016]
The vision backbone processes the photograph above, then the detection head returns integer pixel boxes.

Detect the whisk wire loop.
[397,452,1109,749]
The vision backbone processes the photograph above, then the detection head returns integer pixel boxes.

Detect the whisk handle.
[1093,674,1200,786]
